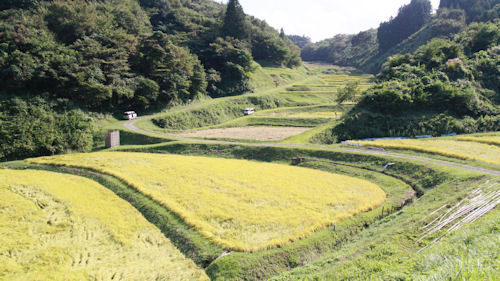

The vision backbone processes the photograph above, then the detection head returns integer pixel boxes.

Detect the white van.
[123,111,138,120]
[243,108,255,115]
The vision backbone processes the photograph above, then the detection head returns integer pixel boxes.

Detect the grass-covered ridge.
[270,176,499,281]
[29,152,386,252]
[0,169,208,281]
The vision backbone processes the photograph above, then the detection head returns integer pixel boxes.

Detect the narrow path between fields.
[123,116,500,177]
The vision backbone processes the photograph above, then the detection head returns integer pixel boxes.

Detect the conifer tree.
[221,0,249,40]
[280,28,286,39]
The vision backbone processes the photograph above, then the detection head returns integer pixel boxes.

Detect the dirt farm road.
[123,117,500,177]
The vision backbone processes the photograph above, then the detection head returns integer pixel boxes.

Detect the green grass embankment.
[271,176,498,280]
[112,142,461,280]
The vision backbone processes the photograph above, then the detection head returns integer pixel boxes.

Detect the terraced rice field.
[0,169,208,281]
[281,91,338,94]
[253,105,347,118]
[173,126,311,141]
[456,136,500,146]
[30,152,386,252]
[352,138,500,165]
[256,111,342,119]
[281,74,374,98]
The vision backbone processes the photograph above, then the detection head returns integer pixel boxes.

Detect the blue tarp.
[361,137,409,141]
[441,133,457,137]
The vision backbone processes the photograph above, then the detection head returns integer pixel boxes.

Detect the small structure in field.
[105,130,120,148]
[292,157,306,165]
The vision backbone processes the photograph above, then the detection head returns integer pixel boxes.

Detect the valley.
[0,0,498,280]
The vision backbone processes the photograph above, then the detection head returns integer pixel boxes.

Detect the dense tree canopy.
[440,0,500,23]
[377,0,433,52]
[0,0,302,160]
[288,35,312,49]
[0,97,98,161]
[333,22,500,141]
[300,30,378,67]
[298,0,498,73]
[0,0,302,110]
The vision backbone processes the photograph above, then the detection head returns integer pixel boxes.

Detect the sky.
[222,0,441,42]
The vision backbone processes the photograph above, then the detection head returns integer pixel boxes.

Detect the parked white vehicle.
[123,111,138,120]
[243,108,255,115]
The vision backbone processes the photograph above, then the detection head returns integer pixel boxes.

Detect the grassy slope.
[271,175,498,280]
[361,22,437,73]
[0,169,208,281]
[132,66,371,146]
[206,105,350,130]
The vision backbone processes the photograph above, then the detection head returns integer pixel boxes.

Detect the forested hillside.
[332,22,500,141]
[295,0,499,72]
[0,0,301,160]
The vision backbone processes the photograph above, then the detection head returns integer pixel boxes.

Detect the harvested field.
[173,126,311,141]
[30,152,386,252]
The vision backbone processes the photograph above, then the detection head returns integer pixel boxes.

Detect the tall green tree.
[336,81,360,104]
[221,0,249,40]
[378,0,432,52]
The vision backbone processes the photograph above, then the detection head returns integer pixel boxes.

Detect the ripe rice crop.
[30,152,386,252]
[352,139,500,165]
[292,84,340,87]
[456,136,500,146]
[321,74,373,82]
[0,169,208,281]
[281,91,338,94]
[283,112,343,118]
[255,109,342,119]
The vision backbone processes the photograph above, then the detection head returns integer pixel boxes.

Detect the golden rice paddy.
[352,138,500,165]
[30,152,386,252]
[456,136,500,146]
[257,111,343,119]
[0,169,208,281]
